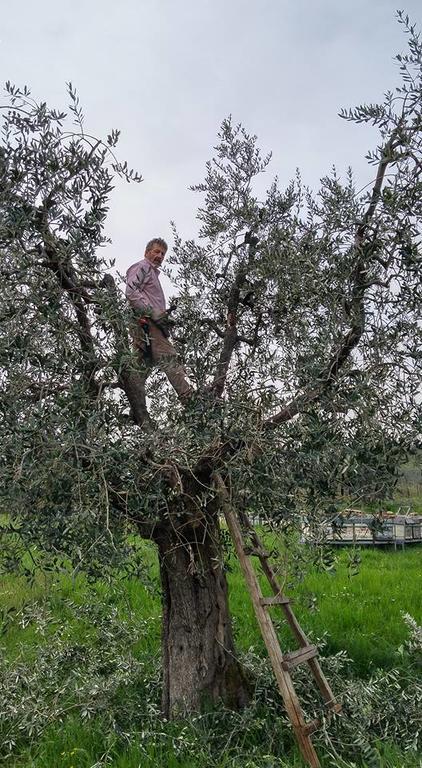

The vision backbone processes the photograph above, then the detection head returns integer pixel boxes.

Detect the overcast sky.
[1,0,420,285]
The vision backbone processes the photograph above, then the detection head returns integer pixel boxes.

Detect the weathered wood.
[238,509,340,710]
[303,719,321,737]
[260,596,291,606]
[282,645,318,671]
[154,513,250,717]
[244,546,271,558]
[215,476,321,768]
[214,474,343,766]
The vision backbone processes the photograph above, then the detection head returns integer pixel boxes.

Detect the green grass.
[9,716,316,768]
[1,540,421,768]
[227,542,421,675]
[297,548,421,674]
[3,545,420,674]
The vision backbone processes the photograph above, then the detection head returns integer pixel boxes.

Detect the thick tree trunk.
[154,511,250,717]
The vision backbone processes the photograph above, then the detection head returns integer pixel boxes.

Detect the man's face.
[145,244,167,267]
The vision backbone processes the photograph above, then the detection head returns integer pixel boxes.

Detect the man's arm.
[125,262,150,311]
[125,262,166,320]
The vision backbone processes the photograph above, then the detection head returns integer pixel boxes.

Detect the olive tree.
[1,13,421,717]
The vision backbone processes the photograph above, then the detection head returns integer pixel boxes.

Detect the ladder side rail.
[221,496,321,768]
[238,509,312,644]
[239,510,340,708]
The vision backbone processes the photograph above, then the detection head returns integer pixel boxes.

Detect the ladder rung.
[244,546,271,558]
[302,718,320,737]
[260,595,291,606]
[221,500,335,768]
[282,644,318,670]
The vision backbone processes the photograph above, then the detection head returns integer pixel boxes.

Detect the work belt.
[136,313,171,352]
[134,315,151,359]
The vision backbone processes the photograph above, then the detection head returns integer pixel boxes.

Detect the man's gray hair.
[145,237,168,253]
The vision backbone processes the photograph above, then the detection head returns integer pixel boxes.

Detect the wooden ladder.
[223,502,342,768]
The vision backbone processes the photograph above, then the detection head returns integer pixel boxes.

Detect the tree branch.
[40,241,100,396]
[38,225,151,428]
[105,483,163,540]
[210,288,242,397]
[99,274,153,428]
[203,317,225,339]
[264,132,397,430]
[211,242,258,395]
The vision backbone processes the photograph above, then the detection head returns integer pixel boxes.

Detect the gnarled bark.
[153,512,250,717]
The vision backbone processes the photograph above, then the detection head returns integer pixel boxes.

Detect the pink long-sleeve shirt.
[125,258,166,316]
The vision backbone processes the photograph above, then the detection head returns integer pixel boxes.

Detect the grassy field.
[1,539,421,768]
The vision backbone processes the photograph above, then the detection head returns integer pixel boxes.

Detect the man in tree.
[0,11,421,734]
[125,237,192,409]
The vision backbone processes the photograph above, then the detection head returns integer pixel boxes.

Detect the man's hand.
[154,311,175,338]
